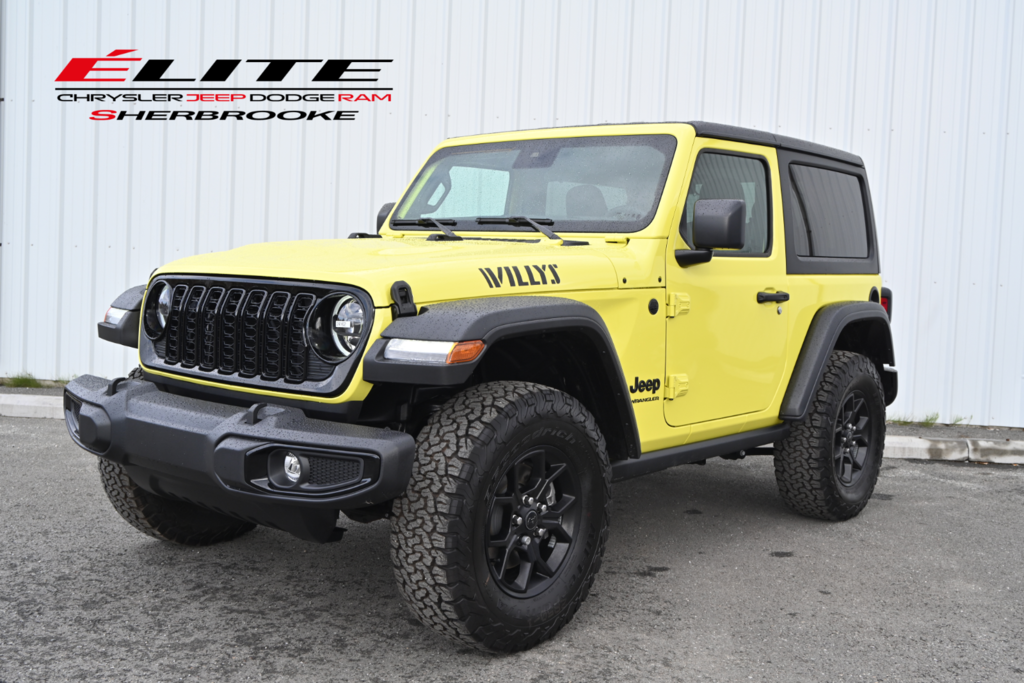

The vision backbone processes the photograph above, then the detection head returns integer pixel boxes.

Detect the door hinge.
[665,292,690,318]
[665,374,689,399]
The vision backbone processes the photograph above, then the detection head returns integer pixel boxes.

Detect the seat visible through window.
[565,184,608,218]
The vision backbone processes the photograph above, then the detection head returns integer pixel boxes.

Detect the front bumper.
[64,375,415,542]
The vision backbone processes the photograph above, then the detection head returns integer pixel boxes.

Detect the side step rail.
[611,424,790,482]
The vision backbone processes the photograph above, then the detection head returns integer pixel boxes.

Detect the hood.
[154,235,636,307]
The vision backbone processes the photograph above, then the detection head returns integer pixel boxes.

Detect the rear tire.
[774,350,886,521]
[99,459,256,546]
[390,381,611,652]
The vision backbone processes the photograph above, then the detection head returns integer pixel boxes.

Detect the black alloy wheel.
[833,389,872,487]
[486,445,581,598]
[390,381,611,652]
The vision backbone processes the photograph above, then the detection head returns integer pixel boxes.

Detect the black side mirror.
[693,199,745,249]
[376,202,396,232]
[675,198,746,267]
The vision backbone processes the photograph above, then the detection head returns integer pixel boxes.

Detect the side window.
[682,152,770,254]
[788,165,869,258]
[423,166,510,218]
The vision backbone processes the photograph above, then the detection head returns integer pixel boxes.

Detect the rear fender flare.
[780,302,896,422]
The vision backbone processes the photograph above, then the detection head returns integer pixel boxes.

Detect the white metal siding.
[1,0,1022,426]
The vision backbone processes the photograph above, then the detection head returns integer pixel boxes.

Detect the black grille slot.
[180,286,206,368]
[218,288,246,374]
[147,277,368,393]
[199,287,225,371]
[286,294,316,382]
[239,290,267,378]
[308,456,362,488]
[261,292,291,381]
[164,285,189,363]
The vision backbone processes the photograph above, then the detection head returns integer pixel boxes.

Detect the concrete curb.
[0,394,64,420]
[3,394,1022,465]
[884,435,970,461]
[883,434,1023,464]
[965,439,1024,465]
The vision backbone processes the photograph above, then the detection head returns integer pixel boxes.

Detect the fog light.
[268,449,310,489]
[283,452,303,482]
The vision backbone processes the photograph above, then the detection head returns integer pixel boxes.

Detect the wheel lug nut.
[521,536,531,546]
[540,504,548,512]
[527,497,535,505]
[514,515,522,526]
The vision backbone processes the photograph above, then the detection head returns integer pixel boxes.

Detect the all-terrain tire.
[774,350,886,521]
[100,373,256,546]
[390,381,611,652]
[100,460,256,545]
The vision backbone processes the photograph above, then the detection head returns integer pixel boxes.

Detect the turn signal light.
[446,340,485,364]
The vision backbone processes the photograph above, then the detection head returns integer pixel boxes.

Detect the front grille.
[147,277,367,388]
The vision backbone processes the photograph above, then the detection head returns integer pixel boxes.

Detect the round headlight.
[308,294,366,361]
[143,282,173,338]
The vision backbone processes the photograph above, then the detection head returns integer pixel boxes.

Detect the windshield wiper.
[475,217,587,246]
[391,218,462,241]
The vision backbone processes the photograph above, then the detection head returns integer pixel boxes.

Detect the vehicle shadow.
[109,457,830,671]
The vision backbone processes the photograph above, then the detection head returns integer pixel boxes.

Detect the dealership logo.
[56,49,390,85]
[55,49,393,122]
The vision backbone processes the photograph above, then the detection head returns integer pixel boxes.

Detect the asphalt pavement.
[2,416,1022,682]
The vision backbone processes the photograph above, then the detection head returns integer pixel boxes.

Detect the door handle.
[757,291,790,303]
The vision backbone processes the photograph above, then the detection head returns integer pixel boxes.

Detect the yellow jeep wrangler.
[67,122,896,651]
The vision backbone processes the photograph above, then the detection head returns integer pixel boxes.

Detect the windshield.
[392,134,677,234]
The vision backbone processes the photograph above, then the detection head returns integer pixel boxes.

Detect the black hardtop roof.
[457,121,864,168]
[687,121,864,167]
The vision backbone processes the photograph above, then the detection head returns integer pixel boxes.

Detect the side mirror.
[692,199,745,250]
[376,202,396,232]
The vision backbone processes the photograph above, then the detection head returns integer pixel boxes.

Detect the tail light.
[879,287,892,320]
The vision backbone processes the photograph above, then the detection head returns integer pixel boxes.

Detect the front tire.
[99,459,256,546]
[390,381,611,652]
[774,350,886,521]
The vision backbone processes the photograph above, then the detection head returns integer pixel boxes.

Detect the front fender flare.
[97,285,146,349]
[362,296,641,458]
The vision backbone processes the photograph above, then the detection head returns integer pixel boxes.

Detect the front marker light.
[104,307,128,325]
[384,339,455,364]
[384,339,485,365]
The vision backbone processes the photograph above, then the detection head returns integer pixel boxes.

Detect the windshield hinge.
[665,292,690,318]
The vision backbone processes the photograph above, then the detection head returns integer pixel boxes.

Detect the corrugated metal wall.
[2,0,1022,426]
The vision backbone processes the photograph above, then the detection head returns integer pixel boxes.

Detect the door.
[664,143,789,428]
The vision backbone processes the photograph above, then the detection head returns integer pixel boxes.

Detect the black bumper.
[64,375,416,543]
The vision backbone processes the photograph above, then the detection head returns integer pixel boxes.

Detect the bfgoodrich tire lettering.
[390,381,611,652]
[774,350,886,521]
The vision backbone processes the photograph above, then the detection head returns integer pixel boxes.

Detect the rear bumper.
[63,375,415,542]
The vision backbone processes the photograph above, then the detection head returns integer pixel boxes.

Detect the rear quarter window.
[788,165,869,258]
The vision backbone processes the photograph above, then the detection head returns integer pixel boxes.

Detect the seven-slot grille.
[151,278,343,384]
